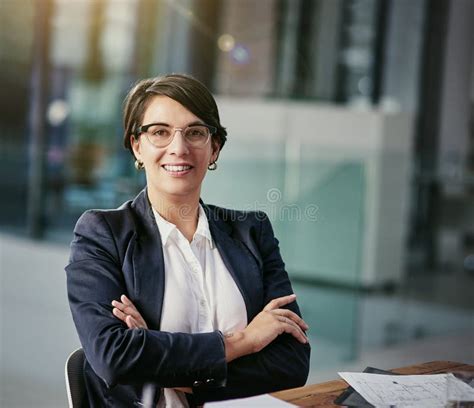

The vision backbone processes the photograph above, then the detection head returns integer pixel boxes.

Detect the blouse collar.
[152,204,214,249]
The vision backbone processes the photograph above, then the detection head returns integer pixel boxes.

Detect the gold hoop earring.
[134,160,144,170]
[208,162,217,171]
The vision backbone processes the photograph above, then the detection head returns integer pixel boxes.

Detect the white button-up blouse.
[153,205,247,407]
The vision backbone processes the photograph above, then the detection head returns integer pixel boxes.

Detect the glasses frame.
[135,123,217,148]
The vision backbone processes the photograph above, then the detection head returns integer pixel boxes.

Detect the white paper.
[338,372,456,407]
[446,373,474,402]
[205,394,294,407]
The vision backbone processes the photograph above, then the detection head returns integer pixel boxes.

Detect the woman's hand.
[112,295,148,329]
[224,294,309,362]
[246,294,309,351]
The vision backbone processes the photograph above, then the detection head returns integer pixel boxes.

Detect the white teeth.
[163,165,192,172]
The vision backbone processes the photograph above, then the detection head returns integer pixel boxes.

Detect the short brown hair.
[122,74,227,157]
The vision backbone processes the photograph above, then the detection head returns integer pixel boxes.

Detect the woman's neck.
[148,189,200,242]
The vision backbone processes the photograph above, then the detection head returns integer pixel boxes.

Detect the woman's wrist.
[223,330,252,362]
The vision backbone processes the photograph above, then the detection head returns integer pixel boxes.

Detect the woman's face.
[131,95,219,201]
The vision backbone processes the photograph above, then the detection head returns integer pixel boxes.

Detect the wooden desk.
[271,361,474,407]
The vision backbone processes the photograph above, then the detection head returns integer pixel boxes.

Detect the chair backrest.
[65,348,86,408]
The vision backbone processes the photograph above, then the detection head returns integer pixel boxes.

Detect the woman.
[66,74,310,407]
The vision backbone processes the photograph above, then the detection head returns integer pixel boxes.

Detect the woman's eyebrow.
[144,121,170,127]
[187,120,205,126]
[145,120,205,127]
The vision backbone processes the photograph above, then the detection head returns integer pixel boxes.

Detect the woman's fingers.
[126,315,139,329]
[263,294,296,312]
[278,316,308,344]
[111,299,127,312]
[262,294,309,331]
[112,299,139,318]
[111,295,148,329]
[113,308,135,329]
[113,306,144,329]
[243,305,309,355]
[121,294,132,306]
[270,308,309,330]
[112,306,127,322]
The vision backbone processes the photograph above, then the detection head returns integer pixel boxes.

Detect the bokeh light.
[217,33,235,52]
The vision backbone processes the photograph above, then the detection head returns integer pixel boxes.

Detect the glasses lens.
[145,125,173,147]
[183,125,210,147]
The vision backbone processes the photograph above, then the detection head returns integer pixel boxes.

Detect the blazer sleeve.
[65,210,227,389]
[192,212,311,403]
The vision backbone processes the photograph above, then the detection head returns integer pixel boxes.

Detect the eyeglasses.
[135,123,217,148]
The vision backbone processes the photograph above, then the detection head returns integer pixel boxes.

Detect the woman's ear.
[211,140,220,163]
[130,134,141,160]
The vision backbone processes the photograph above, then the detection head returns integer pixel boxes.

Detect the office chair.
[65,348,86,408]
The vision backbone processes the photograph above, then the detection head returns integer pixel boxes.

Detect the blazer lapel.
[202,203,263,322]
[130,189,165,330]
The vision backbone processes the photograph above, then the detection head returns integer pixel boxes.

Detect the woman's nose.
[167,129,189,155]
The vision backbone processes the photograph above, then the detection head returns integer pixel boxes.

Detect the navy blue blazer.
[66,189,310,407]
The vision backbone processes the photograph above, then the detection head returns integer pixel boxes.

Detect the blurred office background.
[1,0,473,406]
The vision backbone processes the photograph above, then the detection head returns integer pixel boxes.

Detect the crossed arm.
[113,293,308,362]
[112,293,308,398]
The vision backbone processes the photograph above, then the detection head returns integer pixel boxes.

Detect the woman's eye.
[152,129,169,137]
[187,127,206,137]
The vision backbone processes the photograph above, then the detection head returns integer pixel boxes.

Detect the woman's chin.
[151,181,201,200]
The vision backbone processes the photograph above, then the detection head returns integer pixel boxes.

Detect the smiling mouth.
[162,164,193,173]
